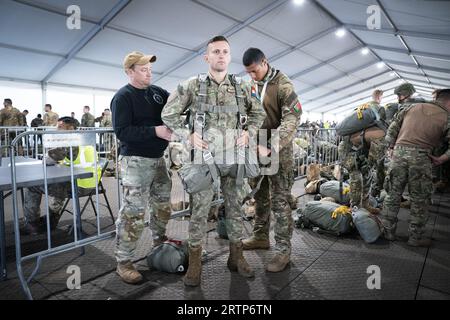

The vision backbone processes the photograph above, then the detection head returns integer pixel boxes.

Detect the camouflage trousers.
[341,141,371,208]
[23,183,71,224]
[115,156,172,263]
[368,138,387,197]
[381,146,433,237]
[189,176,246,248]
[249,147,294,255]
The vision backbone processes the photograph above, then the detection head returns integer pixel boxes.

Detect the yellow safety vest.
[62,146,102,189]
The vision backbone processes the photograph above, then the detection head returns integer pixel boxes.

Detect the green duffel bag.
[351,208,381,243]
[319,181,350,204]
[302,201,354,235]
[147,239,188,273]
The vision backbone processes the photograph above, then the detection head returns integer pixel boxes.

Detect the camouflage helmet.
[394,83,415,97]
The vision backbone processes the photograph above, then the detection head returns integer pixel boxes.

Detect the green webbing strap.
[198,103,239,114]
[232,75,248,187]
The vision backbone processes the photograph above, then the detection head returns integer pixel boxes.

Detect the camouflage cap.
[394,83,415,96]
[123,51,156,70]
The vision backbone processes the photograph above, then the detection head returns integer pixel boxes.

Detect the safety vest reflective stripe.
[63,146,101,189]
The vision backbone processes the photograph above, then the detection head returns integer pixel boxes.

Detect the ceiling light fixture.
[293,0,305,6]
[361,48,369,55]
[335,28,346,38]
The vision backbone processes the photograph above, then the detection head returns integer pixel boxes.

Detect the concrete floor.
[0,173,449,300]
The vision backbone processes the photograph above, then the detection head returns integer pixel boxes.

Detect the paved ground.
[1,174,449,300]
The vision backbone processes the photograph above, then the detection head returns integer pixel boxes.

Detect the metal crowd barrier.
[7,129,119,299]
[293,128,341,180]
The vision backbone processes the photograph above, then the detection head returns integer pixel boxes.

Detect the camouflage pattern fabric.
[115,156,172,263]
[43,111,59,126]
[381,147,432,237]
[162,73,265,247]
[249,145,295,254]
[81,113,96,127]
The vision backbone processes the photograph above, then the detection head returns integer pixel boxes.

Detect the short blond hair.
[372,89,383,100]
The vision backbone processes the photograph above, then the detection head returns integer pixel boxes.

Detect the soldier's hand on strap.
[257,145,271,158]
[429,154,450,166]
[155,125,173,141]
[189,132,209,150]
[236,130,249,147]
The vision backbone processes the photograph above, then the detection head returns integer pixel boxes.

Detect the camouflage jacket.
[0,106,24,126]
[161,73,266,154]
[81,113,96,127]
[43,111,59,126]
[386,101,450,158]
[252,66,302,152]
[100,115,112,127]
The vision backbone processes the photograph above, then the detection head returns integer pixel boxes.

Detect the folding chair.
[59,159,115,225]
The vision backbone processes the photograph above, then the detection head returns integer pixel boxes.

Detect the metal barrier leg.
[73,182,85,256]
[0,191,6,281]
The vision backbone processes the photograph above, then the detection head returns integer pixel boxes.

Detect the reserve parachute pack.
[178,73,260,194]
[336,103,387,136]
[319,181,350,205]
[147,239,188,273]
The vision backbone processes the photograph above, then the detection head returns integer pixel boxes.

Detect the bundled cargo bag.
[352,208,382,243]
[147,239,189,273]
[298,201,354,235]
[319,181,350,204]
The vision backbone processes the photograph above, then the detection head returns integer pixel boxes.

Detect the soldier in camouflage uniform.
[381,89,450,247]
[0,98,25,156]
[20,117,79,235]
[340,90,386,213]
[112,51,173,284]
[162,36,266,287]
[81,106,96,128]
[240,48,302,272]
[43,104,59,127]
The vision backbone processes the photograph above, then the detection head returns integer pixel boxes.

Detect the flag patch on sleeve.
[292,101,302,113]
[251,86,258,99]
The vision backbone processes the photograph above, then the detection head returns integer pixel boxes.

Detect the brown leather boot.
[242,236,270,250]
[183,246,202,287]
[227,241,255,278]
[267,253,290,272]
[116,261,143,284]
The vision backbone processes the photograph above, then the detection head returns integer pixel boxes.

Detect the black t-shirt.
[111,84,170,158]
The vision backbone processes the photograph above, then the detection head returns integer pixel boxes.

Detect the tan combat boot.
[242,236,270,250]
[267,253,290,273]
[407,237,432,247]
[116,261,143,284]
[227,241,255,278]
[183,246,202,287]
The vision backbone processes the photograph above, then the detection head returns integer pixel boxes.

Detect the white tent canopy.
[1,0,449,119]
